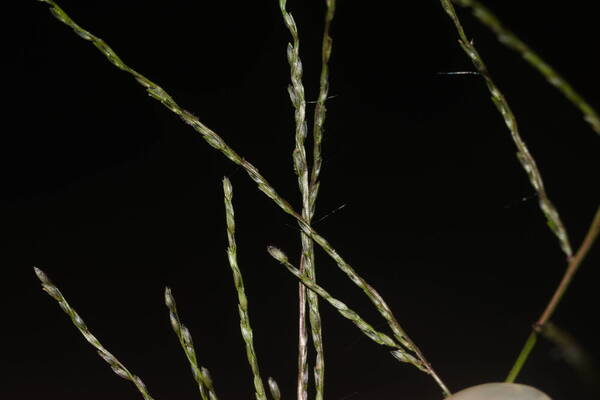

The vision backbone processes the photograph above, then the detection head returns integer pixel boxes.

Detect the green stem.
[506,331,537,383]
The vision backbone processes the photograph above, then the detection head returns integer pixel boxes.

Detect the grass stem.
[505,331,537,383]
[507,206,600,382]
[278,2,313,399]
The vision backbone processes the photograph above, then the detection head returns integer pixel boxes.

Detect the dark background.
[4,1,599,399]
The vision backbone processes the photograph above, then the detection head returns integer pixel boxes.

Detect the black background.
[4,1,599,399]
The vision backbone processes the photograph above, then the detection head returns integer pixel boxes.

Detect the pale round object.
[445,383,552,400]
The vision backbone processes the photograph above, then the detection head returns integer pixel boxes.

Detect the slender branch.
[537,206,600,326]
[223,177,268,400]
[280,1,337,399]
[165,288,218,400]
[310,0,336,201]
[278,2,312,399]
[35,1,449,395]
[438,0,573,260]
[452,0,600,136]
[438,0,599,385]
[306,2,336,398]
[267,248,416,359]
[506,206,600,382]
[33,267,157,400]
[267,246,450,396]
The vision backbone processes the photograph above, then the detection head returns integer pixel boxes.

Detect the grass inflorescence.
[32,0,598,399]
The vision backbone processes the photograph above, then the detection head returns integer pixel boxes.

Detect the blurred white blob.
[446,383,551,400]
